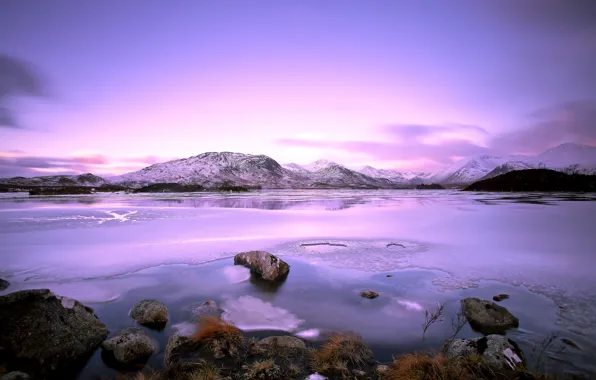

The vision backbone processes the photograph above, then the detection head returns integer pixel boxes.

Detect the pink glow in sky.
[1,1,595,177]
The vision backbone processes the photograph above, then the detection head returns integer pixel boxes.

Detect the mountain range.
[1,143,595,189]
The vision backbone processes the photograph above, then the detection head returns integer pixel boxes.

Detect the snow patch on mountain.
[301,159,338,172]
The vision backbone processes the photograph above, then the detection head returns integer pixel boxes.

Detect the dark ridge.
[416,183,445,190]
[133,183,205,193]
[463,169,596,192]
[133,183,256,193]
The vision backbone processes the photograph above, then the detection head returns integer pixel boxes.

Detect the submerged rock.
[0,289,109,378]
[561,338,580,350]
[444,334,525,370]
[461,297,519,334]
[360,290,379,299]
[101,328,154,364]
[191,300,222,320]
[493,294,510,302]
[0,372,30,380]
[130,299,169,327]
[234,251,290,281]
[0,278,9,290]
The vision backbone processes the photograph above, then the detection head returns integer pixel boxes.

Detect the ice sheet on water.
[221,295,304,332]
[274,239,427,272]
[221,266,251,283]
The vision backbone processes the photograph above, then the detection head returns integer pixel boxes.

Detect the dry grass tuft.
[192,316,244,358]
[242,358,284,379]
[384,352,449,380]
[186,361,224,380]
[381,351,544,380]
[311,332,374,376]
[133,371,163,380]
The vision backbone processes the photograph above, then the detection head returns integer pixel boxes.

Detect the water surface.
[1,190,595,377]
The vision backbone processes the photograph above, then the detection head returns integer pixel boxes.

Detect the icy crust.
[273,239,428,272]
[272,239,596,342]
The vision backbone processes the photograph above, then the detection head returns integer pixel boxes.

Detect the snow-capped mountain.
[0,173,107,187]
[300,159,338,172]
[481,161,535,180]
[354,165,431,185]
[282,163,310,173]
[431,143,596,184]
[114,152,295,188]
[307,163,391,188]
[430,155,527,184]
[532,143,596,174]
[3,143,595,189]
[112,153,406,189]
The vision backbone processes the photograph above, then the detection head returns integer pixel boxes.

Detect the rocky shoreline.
[0,252,587,379]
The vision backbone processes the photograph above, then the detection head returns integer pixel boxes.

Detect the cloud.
[491,100,596,154]
[120,155,161,165]
[0,154,108,169]
[0,54,47,128]
[0,153,172,178]
[278,124,491,166]
[278,100,596,167]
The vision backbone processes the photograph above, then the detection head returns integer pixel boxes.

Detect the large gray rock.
[164,334,193,369]
[0,289,109,378]
[101,328,154,364]
[130,299,169,327]
[444,335,525,370]
[257,336,306,350]
[0,278,9,291]
[461,297,519,334]
[233,251,290,281]
[0,372,30,380]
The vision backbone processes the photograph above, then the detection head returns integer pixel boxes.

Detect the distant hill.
[2,143,596,190]
[432,143,596,184]
[463,169,596,192]
[0,173,107,187]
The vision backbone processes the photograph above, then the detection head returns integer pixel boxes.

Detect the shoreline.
[1,257,593,379]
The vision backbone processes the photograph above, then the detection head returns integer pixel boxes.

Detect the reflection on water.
[2,189,596,212]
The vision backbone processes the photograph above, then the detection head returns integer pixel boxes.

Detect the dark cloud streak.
[0,54,47,128]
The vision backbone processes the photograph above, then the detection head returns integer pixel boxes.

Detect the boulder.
[164,334,193,369]
[460,298,519,334]
[191,300,221,320]
[257,336,306,350]
[360,290,379,299]
[0,289,109,378]
[444,334,525,370]
[130,299,169,327]
[0,278,9,291]
[101,328,154,364]
[0,372,30,380]
[234,251,290,281]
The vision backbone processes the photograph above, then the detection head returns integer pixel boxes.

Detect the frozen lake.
[1,190,595,377]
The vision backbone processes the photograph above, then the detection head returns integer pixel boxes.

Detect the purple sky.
[1,0,595,176]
